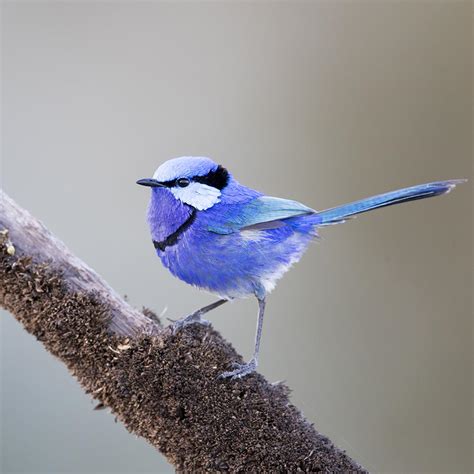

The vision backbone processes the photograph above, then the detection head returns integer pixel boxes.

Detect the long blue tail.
[317,179,466,226]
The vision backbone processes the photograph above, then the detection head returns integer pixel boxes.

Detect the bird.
[137,156,464,379]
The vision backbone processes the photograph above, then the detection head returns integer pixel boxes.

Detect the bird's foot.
[219,358,257,380]
[168,312,210,334]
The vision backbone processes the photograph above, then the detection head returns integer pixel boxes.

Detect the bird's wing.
[207,196,315,234]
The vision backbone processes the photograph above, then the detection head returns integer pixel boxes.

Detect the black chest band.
[152,209,197,251]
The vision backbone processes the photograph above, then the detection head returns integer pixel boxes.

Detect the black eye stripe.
[157,179,181,188]
[194,165,229,190]
[158,165,230,190]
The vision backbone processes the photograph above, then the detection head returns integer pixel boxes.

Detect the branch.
[0,189,366,472]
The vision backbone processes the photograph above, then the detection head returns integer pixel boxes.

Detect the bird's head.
[137,156,230,211]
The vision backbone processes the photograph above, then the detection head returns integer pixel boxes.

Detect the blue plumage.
[137,156,465,379]
[317,180,464,226]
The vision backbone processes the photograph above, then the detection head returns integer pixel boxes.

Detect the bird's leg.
[219,297,266,379]
[170,299,228,334]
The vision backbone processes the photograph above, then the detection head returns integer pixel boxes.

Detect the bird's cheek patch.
[171,182,221,210]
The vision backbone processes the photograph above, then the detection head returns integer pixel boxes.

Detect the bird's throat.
[153,209,197,251]
[147,189,195,250]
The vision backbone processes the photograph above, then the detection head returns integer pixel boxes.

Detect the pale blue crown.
[153,156,219,182]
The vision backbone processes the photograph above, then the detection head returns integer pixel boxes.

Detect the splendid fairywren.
[137,156,464,379]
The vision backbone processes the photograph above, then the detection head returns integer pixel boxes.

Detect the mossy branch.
[0,189,366,472]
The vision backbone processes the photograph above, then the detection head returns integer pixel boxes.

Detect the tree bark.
[0,189,366,472]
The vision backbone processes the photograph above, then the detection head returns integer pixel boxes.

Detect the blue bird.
[137,156,464,379]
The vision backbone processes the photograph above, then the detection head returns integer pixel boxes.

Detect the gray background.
[1,2,472,473]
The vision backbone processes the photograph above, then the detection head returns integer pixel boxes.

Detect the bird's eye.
[176,178,190,188]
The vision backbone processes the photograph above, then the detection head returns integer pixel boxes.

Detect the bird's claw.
[218,358,257,380]
[169,313,210,335]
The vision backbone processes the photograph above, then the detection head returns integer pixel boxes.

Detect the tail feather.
[317,179,466,226]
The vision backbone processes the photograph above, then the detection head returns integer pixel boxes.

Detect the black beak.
[136,178,165,188]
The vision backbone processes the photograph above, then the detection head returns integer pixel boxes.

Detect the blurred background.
[1,2,472,473]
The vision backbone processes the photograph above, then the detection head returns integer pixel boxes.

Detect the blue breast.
[155,201,316,299]
[147,188,194,243]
